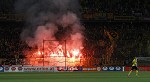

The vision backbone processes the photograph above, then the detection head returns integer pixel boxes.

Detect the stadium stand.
[0,0,150,66]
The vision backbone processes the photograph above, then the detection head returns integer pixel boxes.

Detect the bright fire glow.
[25,44,83,66]
[71,49,79,57]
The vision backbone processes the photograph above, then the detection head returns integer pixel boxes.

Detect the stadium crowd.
[80,0,150,19]
[0,0,150,66]
[0,21,149,66]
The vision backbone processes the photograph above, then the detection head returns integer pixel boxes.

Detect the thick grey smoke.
[15,0,84,49]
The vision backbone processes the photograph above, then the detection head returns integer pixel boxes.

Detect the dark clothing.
[131,66,138,70]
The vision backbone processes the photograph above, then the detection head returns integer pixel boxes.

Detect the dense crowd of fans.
[0,21,26,65]
[0,0,150,65]
[80,0,150,19]
[0,0,149,19]
[0,21,149,65]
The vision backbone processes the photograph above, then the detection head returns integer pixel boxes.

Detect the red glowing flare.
[25,44,84,66]
[71,49,80,57]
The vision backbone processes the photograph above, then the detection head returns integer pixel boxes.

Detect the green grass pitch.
[0,72,150,82]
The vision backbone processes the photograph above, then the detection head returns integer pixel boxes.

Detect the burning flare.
[25,43,83,66]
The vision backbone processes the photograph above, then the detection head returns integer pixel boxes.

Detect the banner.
[82,67,97,71]
[4,66,53,72]
[0,66,4,72]
[53,66,82,72]
[125,66,150,71]
[102,66,124,71]
[3,66,83,72]
[23,66,53,72]
[4,66,23,72]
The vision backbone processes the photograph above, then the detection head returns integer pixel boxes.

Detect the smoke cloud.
[15,0,84,49]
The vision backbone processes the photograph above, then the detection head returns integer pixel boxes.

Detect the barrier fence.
[0,66,125,72]
[2,66,148,72]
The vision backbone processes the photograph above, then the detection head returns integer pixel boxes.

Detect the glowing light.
[38,51,42,55]
[71,49,79,57]
[25,44,83,66]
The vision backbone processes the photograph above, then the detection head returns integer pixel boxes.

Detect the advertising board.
[102,66,124,71]
[0,66,4,72]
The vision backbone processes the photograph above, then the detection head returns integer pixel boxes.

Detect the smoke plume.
[15,0,84,50]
